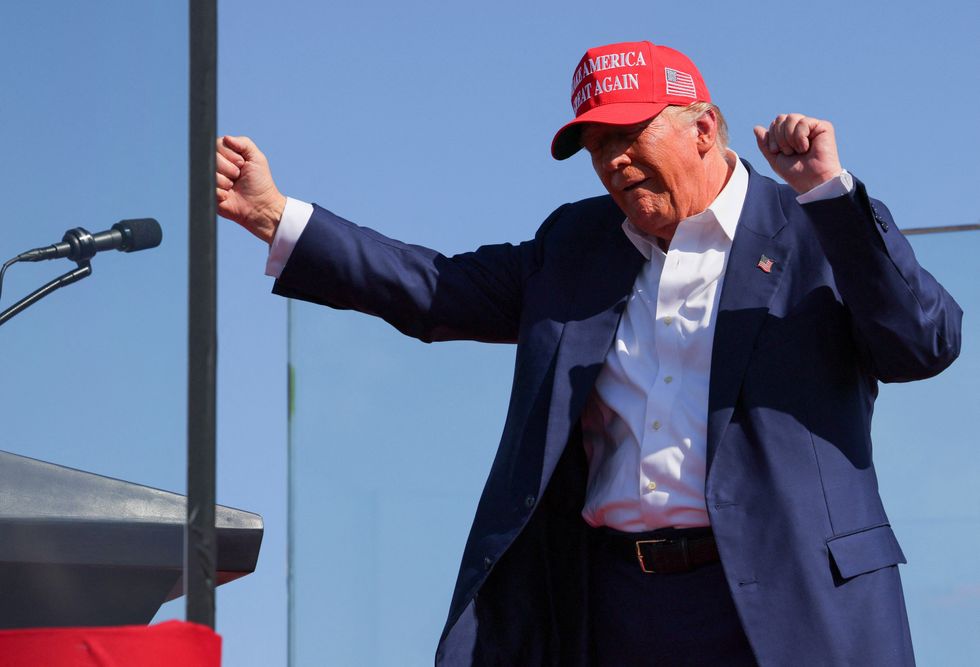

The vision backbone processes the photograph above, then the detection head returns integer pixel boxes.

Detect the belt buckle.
[635,538,668,574]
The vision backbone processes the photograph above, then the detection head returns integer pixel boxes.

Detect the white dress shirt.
[264,156,853,533]
[581,155,746,531]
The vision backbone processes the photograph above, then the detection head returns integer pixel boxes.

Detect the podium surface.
[0,450,263,629]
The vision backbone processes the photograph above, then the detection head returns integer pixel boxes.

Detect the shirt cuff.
[265,197,314,278]
[795,170,854,204]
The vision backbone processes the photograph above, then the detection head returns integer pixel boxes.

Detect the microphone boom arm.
[0,260,93,328]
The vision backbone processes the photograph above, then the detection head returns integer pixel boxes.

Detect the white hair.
[662,102,729,151]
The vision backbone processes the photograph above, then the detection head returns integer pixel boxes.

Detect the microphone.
[17,219,163,263]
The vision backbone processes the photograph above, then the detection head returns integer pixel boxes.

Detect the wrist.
[254,192,287,244]
[796,169,852,205]
[795,167,843,195]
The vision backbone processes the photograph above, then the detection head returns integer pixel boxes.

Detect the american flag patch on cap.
[665,67,696,98]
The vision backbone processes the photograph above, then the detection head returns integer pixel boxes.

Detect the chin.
[629,212,671,235]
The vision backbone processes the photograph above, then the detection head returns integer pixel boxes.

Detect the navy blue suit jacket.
[273,162,962,666]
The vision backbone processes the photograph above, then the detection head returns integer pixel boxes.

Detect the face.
[580,112,710,240]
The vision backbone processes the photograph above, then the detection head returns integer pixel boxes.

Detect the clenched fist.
[753,114,843,194]
[216,135,287,244]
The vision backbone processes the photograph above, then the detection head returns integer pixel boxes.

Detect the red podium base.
[0,620,220,667]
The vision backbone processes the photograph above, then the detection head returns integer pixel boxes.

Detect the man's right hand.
[216,135,287,244]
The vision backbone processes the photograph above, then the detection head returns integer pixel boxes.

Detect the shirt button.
[664,376,673,384]
[652,420,661,430]
[647,481,657,491]
[664,316,673,326]
[525,494,536,508]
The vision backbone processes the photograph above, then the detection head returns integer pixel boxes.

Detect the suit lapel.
[706,164,792,468]
[538,222,645,493]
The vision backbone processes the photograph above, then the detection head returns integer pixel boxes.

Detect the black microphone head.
[112,218,162,252]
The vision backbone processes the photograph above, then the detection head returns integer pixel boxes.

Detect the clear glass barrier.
[872,232,979,661]
[0,6,187,499]
[287,229,978,667]
[1,7,282,662]
[288,304,513,665]
[0,0,191,632]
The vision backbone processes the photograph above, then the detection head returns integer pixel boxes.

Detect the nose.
[593,138,631,174]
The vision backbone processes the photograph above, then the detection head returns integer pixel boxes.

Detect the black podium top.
[0,450,263,628]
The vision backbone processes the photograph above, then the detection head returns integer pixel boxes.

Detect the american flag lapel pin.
[757,254,774,273]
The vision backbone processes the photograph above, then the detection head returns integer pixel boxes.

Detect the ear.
[694,108,718,156]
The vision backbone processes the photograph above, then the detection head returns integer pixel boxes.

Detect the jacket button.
[870,204,889,231]
[525,494,536,508]
[483,556,494,570]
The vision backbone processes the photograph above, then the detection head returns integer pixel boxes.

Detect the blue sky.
[1,1,977,665]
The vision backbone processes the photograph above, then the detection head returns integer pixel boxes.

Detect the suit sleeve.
[802,179,963,382]
[272,203,564,344]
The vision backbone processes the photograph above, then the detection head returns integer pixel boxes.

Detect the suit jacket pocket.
[826,524,907,580]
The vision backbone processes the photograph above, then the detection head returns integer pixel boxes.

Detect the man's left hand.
[754,114,843,194]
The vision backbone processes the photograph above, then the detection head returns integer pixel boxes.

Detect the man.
[218,41,961,666]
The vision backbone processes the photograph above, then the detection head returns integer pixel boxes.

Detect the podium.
[0,450,263,629]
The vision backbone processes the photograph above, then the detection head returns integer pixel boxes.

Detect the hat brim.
[550,102,669,160]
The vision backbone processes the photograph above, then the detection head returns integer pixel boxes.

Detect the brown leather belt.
[594,526,720,574]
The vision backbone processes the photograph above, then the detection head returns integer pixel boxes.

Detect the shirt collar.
[622,151,748,260]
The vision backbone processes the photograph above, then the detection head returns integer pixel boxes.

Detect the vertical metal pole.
[287,299,295,665]
[186,0,217,628]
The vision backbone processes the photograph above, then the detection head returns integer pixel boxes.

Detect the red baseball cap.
[551,41,711,160]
